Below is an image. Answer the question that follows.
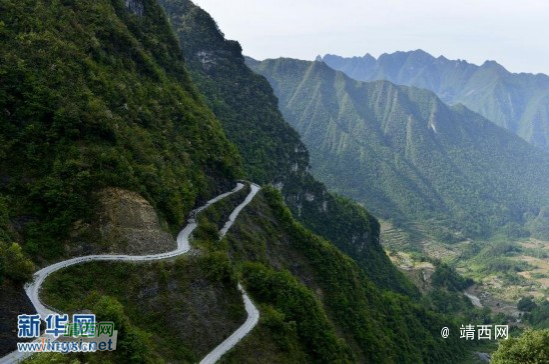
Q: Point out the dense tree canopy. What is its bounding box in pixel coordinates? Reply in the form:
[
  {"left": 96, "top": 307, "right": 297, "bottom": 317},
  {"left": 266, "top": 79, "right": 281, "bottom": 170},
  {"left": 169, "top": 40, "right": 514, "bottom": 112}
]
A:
[
  {"left": 0, "top": 0, "right": 242, "bottom": 261},
  {"left": 492, "top": 329, "right": 549, "bottom": 364}
]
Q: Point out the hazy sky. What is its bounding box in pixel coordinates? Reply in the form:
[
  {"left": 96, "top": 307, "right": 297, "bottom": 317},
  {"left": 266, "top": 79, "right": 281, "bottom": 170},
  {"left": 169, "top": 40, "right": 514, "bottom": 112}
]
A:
[{"left": 193, "top": 0, "right": 549, "bottom": 75}]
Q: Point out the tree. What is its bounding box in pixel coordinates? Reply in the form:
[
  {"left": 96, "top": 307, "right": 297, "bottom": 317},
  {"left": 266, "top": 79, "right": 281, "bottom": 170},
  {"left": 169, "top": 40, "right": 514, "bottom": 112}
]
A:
[
  {"left": 0, "top": 242, "right": 34, "bottom": 283},
  {"left": 518, "top": 297, "right": 538, "bottom": 312},
  {"left": 491, "top": 329, "right": 549, "bottom": 364}
]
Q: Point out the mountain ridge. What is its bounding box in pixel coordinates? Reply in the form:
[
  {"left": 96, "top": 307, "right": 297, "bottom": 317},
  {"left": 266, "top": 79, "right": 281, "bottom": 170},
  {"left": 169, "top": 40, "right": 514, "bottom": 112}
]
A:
[
  {"left": 249, "top": 57, "right": 549, "bottom": 239},
  {"left": 158, "top": 0, "right": 418, "bottom": 296},
  {"left": 0, "top": 1, "right": 475, "bottom": 362},
  {"left": 321, "top": 50, "right": 549, "bottom": 150}
]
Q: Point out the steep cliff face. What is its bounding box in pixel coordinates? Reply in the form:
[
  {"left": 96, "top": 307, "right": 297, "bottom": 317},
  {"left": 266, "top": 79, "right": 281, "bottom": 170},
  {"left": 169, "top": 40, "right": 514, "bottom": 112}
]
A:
[
  {"left": 220, "top": 189, "right": 466, "bottom": 363},
  {"left": 158, "top": 0, "right": 309, "bottom": 185},
  {"left": 38, "top": 187, "right": 467, "bottom": 364},
  {"left": 0, "top": 0, "right": 242, "bottom": 353},
  {"left": 67, "top": 187, "right": 175, "bottom": 256},
  {"left": 158, "top": 0, "right": 416, "bottom": 295},
  {"left": 124, "top": 0, "right": 144, "bottom": 16},
  {"left": 40, "top": 256, "right": 247, "bottom": 363}
]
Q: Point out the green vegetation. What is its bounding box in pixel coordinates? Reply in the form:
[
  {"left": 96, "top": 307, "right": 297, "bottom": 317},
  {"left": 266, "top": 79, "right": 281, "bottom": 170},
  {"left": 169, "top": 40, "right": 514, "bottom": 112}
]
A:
[
  {"left": 521, "top": 300, "right": 549, "bottom": 329},
  {"left": 249, "top": 57, "right": 549, "bottom": 240},
  {"left": 491, "top": 329, "right": 549, "bottom": 363},
  {"left": 40, "top": 254, "right": 244, "bottom": 363},
  {"left": 426, "top": 288, "right": 474, "bottom": 315},
  {"left": 0, "top": 0, "right": 487, "bottom": 362},
  {"left": 157, "top": 0, "right": 416, "bottom": 295},
  {"left": 224, "top": 188, "right": 467, "bottom": 363},
  {"left": 0, "top": 196, "right": 34, "bottom": 284},
  {"left": 200, "top": 184, "right": 250, "bottom": 232},
  {"left": 24, "top": 353, "right": 79, "bottom": 364},
  {"left": 423, "top": 264, "right": 485, "bottom": 318},
  {"left": 36, "top": 190, "right": 249, "bottom": 363},
  {"left": 0, "top": 0, "right": 242, "bottom": 262},
  {"left": 457, "top": 241, "right": 533, "bottom": 279},
  {"left": 241, "top": 262, "right": 352, "bottom": 363},
  {"left": 431, "top": 262, "right": 474, "bottom": 292},
  {"left": 158, "top": 0, "right": 308, "bottom": 185},
  {"left": 322, "top": 51, "right": 549, "bottom": 151},
  {"left": 219, "top": 305, "right": 309, "bottom": 364},
  {"left": 518, "top": 297, "right": 537, "bottom": 313},
  {"left": 0, "top": 242, "right": 34, "bottom": 284},
  {"left": 36, "top": 187, "right": 470, "bottom": 363}
]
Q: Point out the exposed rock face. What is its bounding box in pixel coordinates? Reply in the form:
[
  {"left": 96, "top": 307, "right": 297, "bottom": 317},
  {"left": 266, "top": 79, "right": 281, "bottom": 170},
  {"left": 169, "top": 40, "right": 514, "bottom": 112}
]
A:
[
  {"left": 97, "top": 188, "right": 175, "bottom": 254},
  {"left": 125, "top": 0, "right": 144, "bottom": 16},
  {"left": 68, "top": 188, "right": 175, "bottom": 256}
]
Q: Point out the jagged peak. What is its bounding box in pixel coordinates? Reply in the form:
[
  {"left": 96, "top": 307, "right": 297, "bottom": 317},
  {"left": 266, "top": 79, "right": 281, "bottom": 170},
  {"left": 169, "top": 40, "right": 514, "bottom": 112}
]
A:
[
  {"left": 406, "top": 49, "right": 436, "bottom": 60},
  {"left": 481, "top": 59, "right": 508, "bottom": 73},
  {"left": 409, "top": 49, "right": 434, "bottom": 57},
  {"left": 377, "top": 49, "right": 435, "bottom": 60}
]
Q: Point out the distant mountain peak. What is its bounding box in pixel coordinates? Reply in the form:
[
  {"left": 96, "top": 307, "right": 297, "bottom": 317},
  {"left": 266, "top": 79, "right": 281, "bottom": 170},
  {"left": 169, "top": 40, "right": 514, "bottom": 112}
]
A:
[
  {"left": 481, "top": 59, "right": 508, "bottom": 72},
  {"left": 249, "top": 56, "right": 549, "bottom": 240},
  {"left": 321, "top": 50, "right": 549, "bottom": 150}
]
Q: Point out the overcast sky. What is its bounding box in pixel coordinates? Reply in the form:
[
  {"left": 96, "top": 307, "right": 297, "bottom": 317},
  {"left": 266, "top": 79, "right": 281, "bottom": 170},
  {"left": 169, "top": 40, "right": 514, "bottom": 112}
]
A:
[{"left": 193, "top": 0, "right": 549, "bottom": 75}]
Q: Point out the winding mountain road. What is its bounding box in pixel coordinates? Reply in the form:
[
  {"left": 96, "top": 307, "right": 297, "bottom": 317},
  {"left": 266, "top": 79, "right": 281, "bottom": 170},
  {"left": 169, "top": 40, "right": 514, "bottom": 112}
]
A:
[
  {"left": 464, "top": 291, "right": 483, "bottom": 308},
  {"left": 200, "top": 184, "right": 261, "bottom": 364},
  {"left": 0, "top": 182, "right": 261, "bottom": 364}
]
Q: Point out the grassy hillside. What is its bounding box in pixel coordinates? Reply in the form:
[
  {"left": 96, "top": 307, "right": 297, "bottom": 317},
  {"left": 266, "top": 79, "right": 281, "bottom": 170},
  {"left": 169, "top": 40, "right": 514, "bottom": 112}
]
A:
[
  {"left": 322, "top": 50, "right": 549, "bottom": 151},
  {"left": 249, "top": 58, "right": 549, "bottom": 239}
]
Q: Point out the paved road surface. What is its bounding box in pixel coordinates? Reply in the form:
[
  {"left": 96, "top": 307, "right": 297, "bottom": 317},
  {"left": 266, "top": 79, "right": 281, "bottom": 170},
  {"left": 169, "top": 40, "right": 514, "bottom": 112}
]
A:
[
  {"left": 200, "top": 184, "right": 261, "bottom": 364},
  {"left": 464, "top": 292, "right": 482, "bottom": 308},
  {"left": 0, "top": 182, "right": 260, "bottom": 364}
]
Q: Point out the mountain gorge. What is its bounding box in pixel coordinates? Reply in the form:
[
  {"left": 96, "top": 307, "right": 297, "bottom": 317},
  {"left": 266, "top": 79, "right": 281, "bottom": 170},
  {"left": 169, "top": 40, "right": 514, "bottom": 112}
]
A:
[
  {"left": 248, "top": 57, "right": 549, "bottom": 239},
  {"left": 321, "top": 50, "right": 549, "bottom": 151},
  {"left": 156, "top": 0, "right": 416, "bottom": 294},
  {"left": 0, "top": 0, "right": 470, "bottom": 363}
]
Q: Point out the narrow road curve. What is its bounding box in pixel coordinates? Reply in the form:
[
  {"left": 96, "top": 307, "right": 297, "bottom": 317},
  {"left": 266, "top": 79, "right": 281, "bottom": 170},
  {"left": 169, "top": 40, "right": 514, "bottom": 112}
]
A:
[
  {"left": 200, "top": 183, "right": 261, "bottom": 364},
  {"left": 1, "top": 182, "right": 261, "bottom": 364},
  {"left": 464, "top": 291, "right": 483, "bottom": 308}
]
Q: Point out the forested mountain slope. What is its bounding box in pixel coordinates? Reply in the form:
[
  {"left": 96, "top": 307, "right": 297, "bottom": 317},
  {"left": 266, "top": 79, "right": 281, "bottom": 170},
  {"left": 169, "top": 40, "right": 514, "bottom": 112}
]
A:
[
  {"left": 0, "top": 0, "right": 242, "bottom": 263},
  {"left": 31, "top": 187, "right": 467, "bottom": 364},
  {"left": 0, "top": 0, "right": 242, "bottom": 356},
  {"left": 249, "top": 57, "right": 549, "bottom": 239},
  {"left": 221, "top": 188, "right": 466, "bottom": 363},
  {"left": 0, "top": 0, "right": 470, "bottom": 362},
  {"left": 157, "top": 0, "right": 416, "bottom": 294},
  {"left": 321, "top": 50, "right": 549, "bottom": 151}
]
